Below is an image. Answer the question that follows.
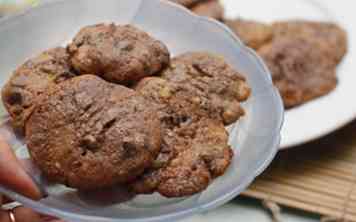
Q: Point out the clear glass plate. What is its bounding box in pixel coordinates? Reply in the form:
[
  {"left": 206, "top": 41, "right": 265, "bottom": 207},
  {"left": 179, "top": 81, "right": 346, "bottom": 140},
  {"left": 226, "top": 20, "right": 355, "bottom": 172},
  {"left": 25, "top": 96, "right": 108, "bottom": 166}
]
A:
[{"left": 0, "top": 0, "right": 283, "bottom": 221}]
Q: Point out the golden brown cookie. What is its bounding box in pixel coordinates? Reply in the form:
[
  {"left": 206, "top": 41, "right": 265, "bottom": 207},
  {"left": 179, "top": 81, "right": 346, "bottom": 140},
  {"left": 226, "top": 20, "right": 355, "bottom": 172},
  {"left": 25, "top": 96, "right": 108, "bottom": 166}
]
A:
[
  {"left": 1, "top": 47, "right": 76, "bottom": 133},
  {"left": 225, "top": 18, "right": 273, "bottom": 50},
  {"left": 26, "top": 75, "right": 161, "bottom": 190},
  {"left": 68, "top": 24, "right": 170, "bottom": 84},
  {"left": 258, "top": 37, "right": 337, "bottom": 108}
]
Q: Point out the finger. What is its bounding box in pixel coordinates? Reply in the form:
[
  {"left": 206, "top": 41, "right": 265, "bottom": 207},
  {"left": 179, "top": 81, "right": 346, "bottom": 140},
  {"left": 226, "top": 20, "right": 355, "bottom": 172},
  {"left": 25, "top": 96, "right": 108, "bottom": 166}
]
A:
[
  {"left": 0, "top": 209, "right": 65, "bottom": 222},
  {"left": 12, "top": 207, "right": 42, "bottom": 222},
  {"left": 0, "top": 207, "right": 42, "bottom": 222},
  {"left": 0, "top": 210, "right": 11, "bottom": 222},
  {"left": 0, "top": 136, "right": 41, "bottom": 200}
]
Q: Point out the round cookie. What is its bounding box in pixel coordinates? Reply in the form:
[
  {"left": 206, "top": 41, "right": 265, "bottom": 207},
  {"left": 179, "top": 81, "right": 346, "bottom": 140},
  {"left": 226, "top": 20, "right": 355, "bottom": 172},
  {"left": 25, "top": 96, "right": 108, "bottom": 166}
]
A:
[
  {"left": 161, "top": 52, "right": 251, "bottom": 125},
  {"left": 191, "top": 0, "right": 224, "bottom": 20},
  {"left": 26, "top": 75, "right": 161, "bottom": 190},
  {"left": 225, "top": 18, "right": 273, "bottom": 50},
  {"left": 67, "top": 24, "right": 170, "bottom": 84},
  {"left": 1, "top": 47, "right": 75, "bottom": 133},
  {"left": 131, "top": 77, "right": 233, "bottom": 197},
  {"left": 258, "top": 37, "right": 337, "bottom": 108},
  {"left": 272, "top": 20, "right": 348, "bottom": 65}
]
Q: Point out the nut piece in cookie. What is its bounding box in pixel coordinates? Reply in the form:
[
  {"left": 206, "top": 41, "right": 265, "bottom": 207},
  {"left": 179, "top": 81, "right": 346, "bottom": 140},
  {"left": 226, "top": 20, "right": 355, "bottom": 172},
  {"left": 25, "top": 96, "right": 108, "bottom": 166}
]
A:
[
  {"left": 26, "top": 75, "right": 161, "bottom": 190},
  {"left": 134, "top": 77, "right": 209, "bottom": 126},
  {"left": 272, "top": 20, "right": 348, "bottom": 65},
  {"left": 1, "top": 47, "right": 76, "bottom": 133},
  {"left": 191, "top": 0, "right": 224, "bottom": 20},
  {"left": 68, "top": 24, "right": 170, "bottom": 84},
  {"left": 131, "top": 77, "right": 233, "bottom": 197},
  {"left": 258, "top": 37, "right": 337, "bottom": 108},
  {"left": 161, "top": 52, "right": 251, "bottom": 125},
  {"left": 225, "top": 18, "right": 273, "bottom": 50}
]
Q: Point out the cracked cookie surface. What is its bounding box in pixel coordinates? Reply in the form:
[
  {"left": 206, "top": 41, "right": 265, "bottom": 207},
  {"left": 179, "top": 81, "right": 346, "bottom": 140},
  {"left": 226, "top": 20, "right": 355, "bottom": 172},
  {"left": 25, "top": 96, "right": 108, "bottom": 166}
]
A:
[
  {"left": 258, "top": 37, "right": 337, "bottom": 108},
  {"left": 161, "top": 52, "right": 250, "bottom": 125},
  {"left": 2, "top": 47, "right": 76, "bottom": 133},
  {"left": 68, "top": 24, "right": 170, "bottom": 84},
  {"left": 26, "top": 75, "right": 161, "bottom": 190},
  {"left": 130, "top": 77, "right": 233, "bottom": 197}
]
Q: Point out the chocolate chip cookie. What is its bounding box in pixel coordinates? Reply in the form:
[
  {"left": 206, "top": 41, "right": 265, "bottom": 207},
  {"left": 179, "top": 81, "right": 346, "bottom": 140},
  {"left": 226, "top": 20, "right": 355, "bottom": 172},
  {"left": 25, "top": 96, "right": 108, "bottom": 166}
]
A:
[
  {"left": 26, "top": 75, "right": 161, "bottom": 190},
  {"left": 191, "top": 0, "right": 224, "bottom": 20},
  {"left": 161, "top": 52, "right": 251, "bottom": 125},
  {"left": 258, "top": 37, "right": 337, "bottom": 108},
  {"left": 131, "top": 77, "right": 233, "bottom": 197},
  {"left": 272, "top": 20, "right": 348, "bottom": 65},
  {"left": 225, "top": 18, "right": 273, "bottom": 50},
  {"left": 68, "top": 24, "right": 170, "bottom": 84},
  {"left": 1, "top": 47, "right": 75, "bottom": 133}
]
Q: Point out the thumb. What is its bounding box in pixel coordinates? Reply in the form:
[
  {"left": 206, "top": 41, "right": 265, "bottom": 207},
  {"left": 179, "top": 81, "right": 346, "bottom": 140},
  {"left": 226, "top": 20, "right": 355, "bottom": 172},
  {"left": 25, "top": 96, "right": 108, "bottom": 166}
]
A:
[{"left": 0, "top": 135, "right": 41, "bottom": 200}]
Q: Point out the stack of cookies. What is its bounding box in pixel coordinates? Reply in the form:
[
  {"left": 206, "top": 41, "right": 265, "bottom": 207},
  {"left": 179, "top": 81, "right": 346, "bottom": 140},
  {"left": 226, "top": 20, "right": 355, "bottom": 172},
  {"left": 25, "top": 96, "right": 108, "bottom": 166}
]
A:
[{"left": 1, "top": 23, "right": 251, "bottom": 197}]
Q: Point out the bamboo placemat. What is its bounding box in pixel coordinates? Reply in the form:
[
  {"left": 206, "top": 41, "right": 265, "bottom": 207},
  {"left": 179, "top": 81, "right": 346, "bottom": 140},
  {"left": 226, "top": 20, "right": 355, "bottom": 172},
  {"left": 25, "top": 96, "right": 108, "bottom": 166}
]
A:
[{"left": 242, "top": 121, "right": 356, "bottom": 221}]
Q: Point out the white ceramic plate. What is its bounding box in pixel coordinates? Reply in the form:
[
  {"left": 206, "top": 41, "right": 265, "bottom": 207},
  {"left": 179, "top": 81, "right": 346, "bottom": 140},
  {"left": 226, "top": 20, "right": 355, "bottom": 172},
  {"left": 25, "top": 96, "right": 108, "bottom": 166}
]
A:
[{"left": 221, "top": 0, "right": 355, "bottom": 149}]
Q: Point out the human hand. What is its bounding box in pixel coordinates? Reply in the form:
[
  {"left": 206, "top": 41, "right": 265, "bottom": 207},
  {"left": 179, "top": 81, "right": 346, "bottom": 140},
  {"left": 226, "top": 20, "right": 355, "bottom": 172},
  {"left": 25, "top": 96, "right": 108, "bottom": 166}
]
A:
[{"left": 0, "top": 135, "right": 63, "bottom": 222}]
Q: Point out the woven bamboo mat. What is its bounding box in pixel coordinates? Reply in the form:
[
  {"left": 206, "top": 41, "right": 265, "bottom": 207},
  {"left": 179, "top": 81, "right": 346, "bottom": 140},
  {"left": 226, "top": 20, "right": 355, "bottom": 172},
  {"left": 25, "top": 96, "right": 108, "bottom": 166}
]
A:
[{"left": 242, "top": 121, "right": 356, "bottom": 221}]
